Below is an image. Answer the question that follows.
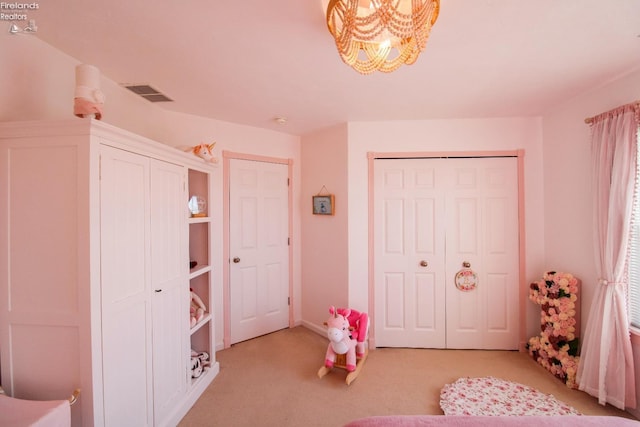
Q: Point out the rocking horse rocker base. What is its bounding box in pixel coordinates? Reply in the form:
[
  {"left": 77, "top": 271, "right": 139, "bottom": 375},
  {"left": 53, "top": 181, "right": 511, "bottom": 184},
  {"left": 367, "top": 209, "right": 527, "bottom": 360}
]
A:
[{"left": 317, "top": 349, "right": 368, "bottom": 385}]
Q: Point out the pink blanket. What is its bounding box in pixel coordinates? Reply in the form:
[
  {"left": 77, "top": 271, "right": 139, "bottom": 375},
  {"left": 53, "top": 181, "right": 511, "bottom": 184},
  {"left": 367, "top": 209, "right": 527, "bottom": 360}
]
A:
[{"left": 343, "top": 415, "right": 640, "bottom": 427}]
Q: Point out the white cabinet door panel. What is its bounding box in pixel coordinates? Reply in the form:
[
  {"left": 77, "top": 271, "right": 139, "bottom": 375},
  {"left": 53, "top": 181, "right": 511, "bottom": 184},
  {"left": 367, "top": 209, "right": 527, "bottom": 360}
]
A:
[
  {"left": 150, "top": 159, "right": 187, "bottom": 423},
  {"left": 100, "top": 146, "right": 153, "bottom": 426}
]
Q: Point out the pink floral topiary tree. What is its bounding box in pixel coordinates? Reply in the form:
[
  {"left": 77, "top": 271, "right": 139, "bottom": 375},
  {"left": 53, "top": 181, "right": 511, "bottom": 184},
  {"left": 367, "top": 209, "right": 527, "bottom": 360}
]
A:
[{"left": 526, "top": 271, "right": 580, "bottom": 388}]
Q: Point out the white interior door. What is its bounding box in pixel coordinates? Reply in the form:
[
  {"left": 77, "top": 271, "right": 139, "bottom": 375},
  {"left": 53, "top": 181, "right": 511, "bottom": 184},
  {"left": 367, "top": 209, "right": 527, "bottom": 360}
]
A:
[
  {"left": 229, "top": 159, "right": 289, "bottom": 344},
  {"left": 374, "top": 157, "right": 519, "bottom": 350}
]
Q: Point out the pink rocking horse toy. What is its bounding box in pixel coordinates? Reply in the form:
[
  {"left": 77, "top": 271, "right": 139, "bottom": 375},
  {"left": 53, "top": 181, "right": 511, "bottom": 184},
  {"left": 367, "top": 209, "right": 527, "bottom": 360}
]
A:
[{"left": 317, "top": 306, "right": 369, "bottom": 385}]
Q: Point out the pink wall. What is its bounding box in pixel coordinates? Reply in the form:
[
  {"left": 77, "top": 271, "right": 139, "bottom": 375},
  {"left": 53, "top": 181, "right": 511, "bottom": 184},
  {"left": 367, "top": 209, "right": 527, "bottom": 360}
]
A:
[
  {"left": 300, "top": 124, "right": 350, "bottom": 333},
  {"left": 0, "top": 36, "right": 164, "bottom": 139},
  {"left": 541, "top": 67, "right": 640, "bottom": 414},
  {"left": 300, "top": 119, "right": 546, "bottom": 339},
  {"left": 1, "top": 35, "right": 303, "bottom": 352}
]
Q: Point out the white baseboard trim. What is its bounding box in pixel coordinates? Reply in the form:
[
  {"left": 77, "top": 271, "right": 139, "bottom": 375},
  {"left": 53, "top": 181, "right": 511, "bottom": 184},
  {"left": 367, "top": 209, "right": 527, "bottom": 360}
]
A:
[{"left": 300, "top": 320, "right": 326, "bottom": 337}]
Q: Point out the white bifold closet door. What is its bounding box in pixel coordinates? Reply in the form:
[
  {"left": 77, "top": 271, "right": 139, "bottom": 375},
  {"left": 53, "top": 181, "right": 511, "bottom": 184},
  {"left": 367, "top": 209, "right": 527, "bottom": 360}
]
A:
[{"left": 374, "top": 157, "right": 519, "bottom": 350}]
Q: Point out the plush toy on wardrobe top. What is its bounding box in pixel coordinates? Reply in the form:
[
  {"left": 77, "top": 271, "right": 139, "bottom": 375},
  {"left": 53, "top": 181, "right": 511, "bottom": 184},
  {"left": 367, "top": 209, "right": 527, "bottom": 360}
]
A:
[
  {"left": 190, "top": 288, "right": 207, "bottom": 328},
  {"left": 188, "top": 143, "right": 218, "bottom": 164}
]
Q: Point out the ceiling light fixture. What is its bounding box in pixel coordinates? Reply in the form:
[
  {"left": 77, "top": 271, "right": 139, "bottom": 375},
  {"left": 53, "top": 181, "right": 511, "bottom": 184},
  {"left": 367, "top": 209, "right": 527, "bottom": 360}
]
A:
[{"left": 325, "top": 0, "right": 440, "bottom": 74}]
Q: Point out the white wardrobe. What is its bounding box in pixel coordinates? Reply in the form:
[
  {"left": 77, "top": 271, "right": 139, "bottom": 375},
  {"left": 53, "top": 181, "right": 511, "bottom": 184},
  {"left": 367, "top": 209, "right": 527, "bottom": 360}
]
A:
[{"left": 0, "top": 119, "right": 219, "bottom": 427}]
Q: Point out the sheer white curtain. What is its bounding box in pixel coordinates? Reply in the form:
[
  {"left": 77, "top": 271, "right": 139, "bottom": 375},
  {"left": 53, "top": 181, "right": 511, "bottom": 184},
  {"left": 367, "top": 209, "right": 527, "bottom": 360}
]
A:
[{"left": 577, "top": 102, "right": 639, "bottom": 409}]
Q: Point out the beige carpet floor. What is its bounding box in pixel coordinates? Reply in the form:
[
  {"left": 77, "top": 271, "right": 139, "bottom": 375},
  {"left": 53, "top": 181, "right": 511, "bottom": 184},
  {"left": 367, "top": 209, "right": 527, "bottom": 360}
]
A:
[{"left": 179, "top": 326, "right": 637, "bottom": 427}]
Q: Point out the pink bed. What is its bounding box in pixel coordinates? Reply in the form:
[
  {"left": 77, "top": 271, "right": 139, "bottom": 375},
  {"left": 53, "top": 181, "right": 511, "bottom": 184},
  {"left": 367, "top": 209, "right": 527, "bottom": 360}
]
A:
[
  {"left": 343, "top": 415, "right": 640, "bottom": 426},
  {"left": 0, "top": 394, "right": 70, "bottom": 427}
]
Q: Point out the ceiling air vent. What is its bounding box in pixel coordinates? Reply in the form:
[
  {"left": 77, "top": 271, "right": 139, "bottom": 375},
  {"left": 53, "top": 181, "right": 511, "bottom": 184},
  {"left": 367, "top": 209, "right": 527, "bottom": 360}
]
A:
[{"left": 123, "top": 84, "right": 173, "bottom": 102}]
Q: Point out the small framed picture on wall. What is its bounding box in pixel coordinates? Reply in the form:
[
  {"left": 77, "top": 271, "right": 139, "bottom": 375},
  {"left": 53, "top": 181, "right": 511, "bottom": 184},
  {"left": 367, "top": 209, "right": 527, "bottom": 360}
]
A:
[{"left": 312, "top": 195, "right": 335, "bottom": 215}]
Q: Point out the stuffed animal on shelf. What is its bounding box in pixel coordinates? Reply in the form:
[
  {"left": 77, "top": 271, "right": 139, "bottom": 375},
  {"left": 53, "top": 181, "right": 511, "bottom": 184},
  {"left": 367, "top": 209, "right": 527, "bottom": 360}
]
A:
[
  {"left": 187, "top": 143, "right": 217, "bottom": 164},
  {"left": 190, "top": 349, "right": 211, "bottom": 378},
  {"left": 323, "top": 306, "right": 357, "bottom": 372},
  {"left": 190, "top": 354, "right": 204, "bottom": 378},
  {"left": 190, "top": 288, "right": 207, "bottom": 328}
]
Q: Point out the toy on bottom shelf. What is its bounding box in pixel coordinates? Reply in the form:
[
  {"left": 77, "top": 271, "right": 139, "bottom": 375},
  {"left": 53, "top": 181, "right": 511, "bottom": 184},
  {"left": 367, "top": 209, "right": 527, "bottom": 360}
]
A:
[
  {"left": 190, "top": 349, "right": 210, "bottom": 379},
  {"left": 317, "top": 305, "right": 369, "bottom": 385},
  {"left": 190, "top": 288, "right": 207, "bottom": 328}
]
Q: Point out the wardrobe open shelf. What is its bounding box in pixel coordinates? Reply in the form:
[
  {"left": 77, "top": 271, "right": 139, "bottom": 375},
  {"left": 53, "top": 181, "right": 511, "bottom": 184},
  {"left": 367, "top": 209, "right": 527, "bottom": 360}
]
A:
[
  {"left": 189, "top": 265, "right": 212, "bottom": 279},
  {"left": 190, "top": 367, "right": 212, "bottom": 388},
  {"left": 191, "top": 314, "right": 212, "bottom": 334},
  {"left": 188, "top": 216, "right": 210, "bottom": 224}
]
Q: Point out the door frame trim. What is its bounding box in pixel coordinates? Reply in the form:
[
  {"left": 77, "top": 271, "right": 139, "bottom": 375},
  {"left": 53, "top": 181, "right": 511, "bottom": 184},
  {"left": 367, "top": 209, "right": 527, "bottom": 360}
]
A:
[
  {"left": 222, "top": 150, "right": 294, "bottom": 348},
  {"left": 367, "top": 150, "right": 527, "bottom": 350}
]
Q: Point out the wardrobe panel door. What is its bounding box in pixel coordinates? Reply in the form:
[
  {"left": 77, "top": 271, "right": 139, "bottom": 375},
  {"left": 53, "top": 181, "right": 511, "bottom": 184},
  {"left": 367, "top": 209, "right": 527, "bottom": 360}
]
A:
[
  {"left": 2, "top": 143, "right": 83, "bottom": 402},
  {"left": 100, "top": 146, "right": 153, "bottom": 427},
  {"left": 150, "top": 159, "right": 188, "bottom": 423}
]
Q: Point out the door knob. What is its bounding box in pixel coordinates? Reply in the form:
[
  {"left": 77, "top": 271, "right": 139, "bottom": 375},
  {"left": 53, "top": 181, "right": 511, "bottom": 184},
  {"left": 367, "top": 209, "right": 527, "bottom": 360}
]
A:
[
  {"left": 462, "top": 261, "right": 471, "bottom": 268},
  {"left": 233, "top": 257, "right": 241, "bottom": 263},
  {"left": 419, "top": 260, "right": 428, "bottom": 267}
]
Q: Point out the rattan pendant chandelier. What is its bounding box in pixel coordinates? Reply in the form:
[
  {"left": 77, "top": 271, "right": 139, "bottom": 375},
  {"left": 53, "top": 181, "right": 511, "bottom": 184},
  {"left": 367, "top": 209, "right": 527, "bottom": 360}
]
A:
[{"left": 326, "top": 0, "right": 440, "bottom": 74}]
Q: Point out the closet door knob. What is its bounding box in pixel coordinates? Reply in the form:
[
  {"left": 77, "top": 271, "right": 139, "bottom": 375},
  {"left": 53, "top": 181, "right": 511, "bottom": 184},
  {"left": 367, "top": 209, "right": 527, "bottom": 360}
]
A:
[
  {"left": 462, "top": 261, "right": 471, "bottom": 268},
  {"left": 419, "top": 260, "right": 428, "bottom": 267},
  {"left": 233, "top": 257, "right": 241, "bottom": 263}
]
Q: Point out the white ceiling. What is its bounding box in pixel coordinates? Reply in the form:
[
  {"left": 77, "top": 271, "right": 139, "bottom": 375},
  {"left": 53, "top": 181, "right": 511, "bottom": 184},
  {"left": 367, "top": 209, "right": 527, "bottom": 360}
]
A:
[{"left": 26, "top": 0, "right": 640, "bottom": 136}]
